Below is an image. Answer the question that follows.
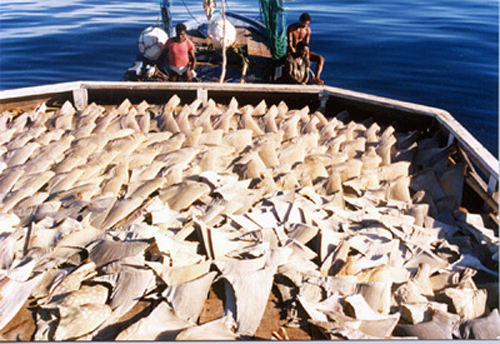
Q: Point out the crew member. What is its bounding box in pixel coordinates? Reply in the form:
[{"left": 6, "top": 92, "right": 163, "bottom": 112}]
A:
[
  {"left": 161, "top": 23, "right": 197, "bottom": 81},
  {"left": 287, "top": 13, "right": 324, "bottom": 85}
]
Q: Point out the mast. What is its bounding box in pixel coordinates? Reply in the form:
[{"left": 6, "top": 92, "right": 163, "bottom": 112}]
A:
[
  {"left": 161, "top": 0, "right": 173, "bottom": 36},
  {"left": 219, "top": 0, "right": 227, "bottom": 83}
]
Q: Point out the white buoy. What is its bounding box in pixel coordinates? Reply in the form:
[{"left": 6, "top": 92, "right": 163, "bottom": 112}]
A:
[
  {"left": 137, "top": 26, "right": 169, "bottom": 61},
  {"left": 207, "top": 17, "right": 236, "bottom": 50}
]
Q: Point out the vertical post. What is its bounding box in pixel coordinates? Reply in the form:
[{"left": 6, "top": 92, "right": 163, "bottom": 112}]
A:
[
  {"left": 317, "top": 90, "right": 329, "bottom": 113},
  {"left": 72, "top": 88, "right": 88, "bottom": 111},
  {"left": 487, "top": 176, "right": 497, "bottom": 195},
  {"left": 161, "top": 0, "right": 173, "bottom": 36},
  {"left": 219, "top": 0, "right": 227, "bottom": 83},
  {"left": 197, "top": 88, "right": 208, "bottom": 107},
  {"left": 447, "top": 133, "right": 455, "bottom": 147}
]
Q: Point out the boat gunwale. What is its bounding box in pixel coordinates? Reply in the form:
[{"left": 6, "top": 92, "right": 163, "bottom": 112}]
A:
[{"left": 0, "top": 80, "right": 497, "bottom": 201}]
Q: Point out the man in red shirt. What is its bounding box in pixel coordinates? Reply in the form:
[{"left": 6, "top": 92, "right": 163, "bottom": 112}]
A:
[{"left": 161, "top": 23, "right": 197, "bottom": 81}]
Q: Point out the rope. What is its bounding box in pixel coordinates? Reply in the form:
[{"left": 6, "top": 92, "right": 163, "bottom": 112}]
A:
[
  {"left": 259, "top": 0, "right": 287, "bottom": 61},
  {"left": 180, "top": 0, "right": 202, "bottom": 25}
]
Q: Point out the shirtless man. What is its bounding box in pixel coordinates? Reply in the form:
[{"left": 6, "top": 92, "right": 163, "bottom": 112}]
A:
[{"left": 287, "top": 12, "right": 324, "bottom": 85}]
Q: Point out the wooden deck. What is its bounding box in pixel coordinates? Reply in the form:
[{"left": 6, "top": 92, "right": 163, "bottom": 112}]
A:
[
  {"left": 234, "top": 26, "right": 272, "bottom": 59},
  {"left": 185, "top": 17, "right": 273, "bottom": 83}
]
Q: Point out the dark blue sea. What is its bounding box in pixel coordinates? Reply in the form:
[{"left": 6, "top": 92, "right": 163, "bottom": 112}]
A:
[{"left": 0, "top": 0, "right": 498, "bottom": 156}]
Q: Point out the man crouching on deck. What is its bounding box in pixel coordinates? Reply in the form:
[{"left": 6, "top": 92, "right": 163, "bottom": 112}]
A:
[
  {"left": 287, "top": 13, "right": 324, "bottom": 85},
  {"left": 159, "top": 23, "right": 197, "bottom": 81}
]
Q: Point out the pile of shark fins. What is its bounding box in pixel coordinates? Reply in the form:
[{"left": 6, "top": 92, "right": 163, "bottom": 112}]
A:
[{"left": 0, "top": 95, "right": 498, "bottom": 340}]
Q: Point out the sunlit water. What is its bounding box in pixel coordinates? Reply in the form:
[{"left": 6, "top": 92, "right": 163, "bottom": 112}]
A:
[{"left": 0, "top": 0, "right": 497, "bottom": 156}]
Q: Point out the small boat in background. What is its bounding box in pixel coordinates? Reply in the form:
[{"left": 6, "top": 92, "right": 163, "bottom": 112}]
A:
[{"left": 122, "top": 0, "right": 287, "bottom": 83}]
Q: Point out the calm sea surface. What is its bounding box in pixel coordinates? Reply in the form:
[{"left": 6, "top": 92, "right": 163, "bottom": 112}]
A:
[{"left": 0, "top": 0, "right": 498, "bottom": 156}]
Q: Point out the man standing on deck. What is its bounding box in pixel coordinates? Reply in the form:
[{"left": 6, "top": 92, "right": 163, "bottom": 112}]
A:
[
  {"left": 159, "top": 23, "right": 197, "bottom": 82},
  {"left": 287, "top": 13, "right": 324, "bottom": 85}
]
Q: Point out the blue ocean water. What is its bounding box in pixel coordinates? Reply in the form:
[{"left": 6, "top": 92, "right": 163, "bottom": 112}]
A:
[{"left": 0, "top": 0, "right": 498, "bottom": 156}]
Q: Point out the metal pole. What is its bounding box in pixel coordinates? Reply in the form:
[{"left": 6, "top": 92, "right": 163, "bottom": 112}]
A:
[{"left": 219, "top": 0, "right": 227, "bottom": 83}]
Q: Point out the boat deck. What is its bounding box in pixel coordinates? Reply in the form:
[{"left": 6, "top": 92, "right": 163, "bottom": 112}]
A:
[{"left": 185, "top": 14, "right": 274, "bottom": 83}]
